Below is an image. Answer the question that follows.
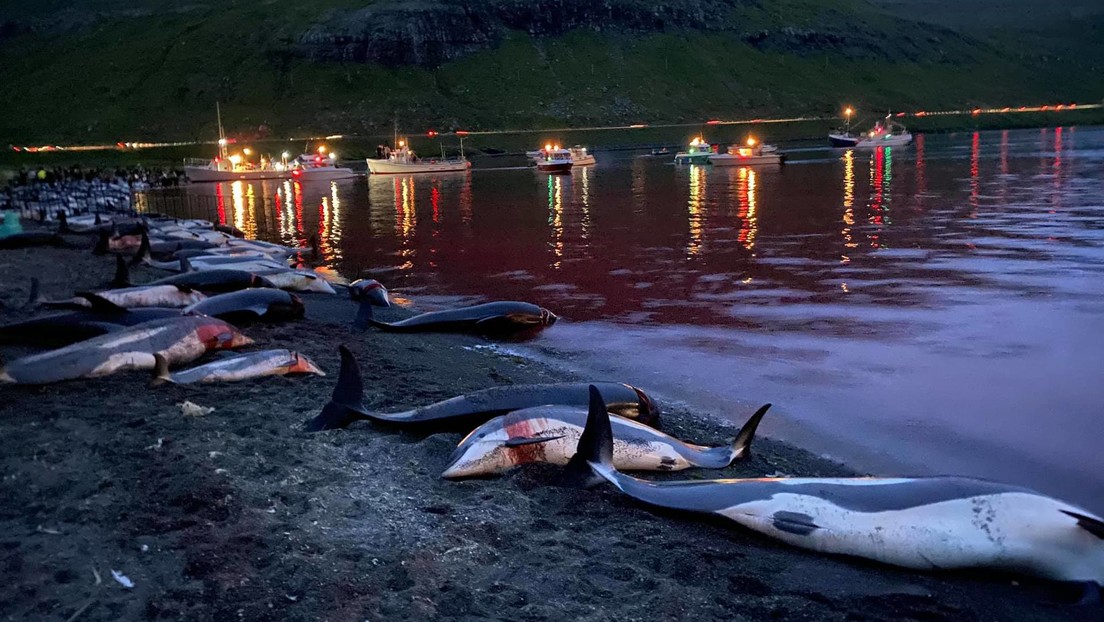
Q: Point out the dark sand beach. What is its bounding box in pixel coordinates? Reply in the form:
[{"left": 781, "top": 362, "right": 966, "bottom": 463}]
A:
[{"left": 0, "top": 233, "right": 1093, "bottom": 621}]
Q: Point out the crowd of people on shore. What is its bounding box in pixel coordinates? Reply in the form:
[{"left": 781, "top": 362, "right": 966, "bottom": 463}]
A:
[{"left": 1, "top": 165, "right": 189, "bottom": 216}]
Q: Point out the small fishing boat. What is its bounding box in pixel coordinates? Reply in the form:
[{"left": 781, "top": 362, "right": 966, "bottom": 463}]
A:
[
  {"left": 367, "top": 139, "right": 470, "bottom": 175},
  {"left": 535, "top": 145, "right": 573, "bottom": 174},
  {"left": 569, "top": 146, "right": 595, "bottom": 166},
  {"left": 649, "top": 147, "right": 671, "bottom": 157},
  {"left": 289, "top": 148, "right": 357, "bottom": 181},
  {"left": 830, "top": 114, "right": 912, "bottom": 148},
  {"left": 673, "top": 137, "right": 715, "bottom": 165},
  {"left": 708, "top": 136, "right": 784, "bottom": 167}
]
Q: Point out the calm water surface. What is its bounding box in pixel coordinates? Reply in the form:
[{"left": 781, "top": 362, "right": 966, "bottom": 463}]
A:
[{"left": 154, "top": 127, "right": 1104, "bottom": 513}]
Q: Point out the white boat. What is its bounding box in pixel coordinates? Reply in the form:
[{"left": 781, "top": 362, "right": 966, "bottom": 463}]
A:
[
  {"left": 830, "top": 115, "right": 912, "bottom": 148},
  {"left": 290, "top": 151, "right": 357, "bottom": 180},
  {"left": 708, "top": 137, "right": 785, "bottom": 167},
  {"left": 568, "top": 146, "right": 595, "bottom": 166},
  {"left": 185, "top": 106, "right": 354, "bottom": 182},
  {"left": 367, "top": 140, "right": 470, "bottom": 175},
  {"left": 535, "top": 147, "right": 573, "bottom": 173},
  {"left": 673, "top": 137, "right": 715, "bottom": 165}
]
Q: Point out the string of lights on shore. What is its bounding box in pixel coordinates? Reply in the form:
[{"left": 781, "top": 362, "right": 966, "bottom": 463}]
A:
[{"left": 9, "top": 102, "right": 1100, "bottom": 154}]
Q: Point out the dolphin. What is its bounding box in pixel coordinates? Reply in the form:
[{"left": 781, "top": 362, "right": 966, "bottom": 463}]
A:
[
  {"left": 0, "top": 307, "right": 181, "bottom": 347},
  {"left": 572, "top": 386, "right": 1104, "bottom": 588},
  {"left": 303, "top": 345, "right": 660, "bottom": 432},
  {"left": 44, "top": 285, "right": 207, "bottom": 310},
  {"left": 151, "top": 349, "right": 323, "bottom": 385},
  {"left": 0, "top": 316, "right": 252, "bottom": 384},
  {"left": 358, "top": 301, "right": 557, "bottom": 338},
  {"left": 348, "top": 279, "right": 391, "bottom": 329},
  {"left": 442, "top": 402, "right": 769, "bottom": 479},
  {"left": 182, "top": 289, "right": 304, "bottom": 324},
  {"left": 147, "top": 269, "right": 278, "bottom": 294}
]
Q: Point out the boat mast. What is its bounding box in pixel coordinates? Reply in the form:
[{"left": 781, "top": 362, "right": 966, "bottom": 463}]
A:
[{"left": 216, "top": 102, "right": 227, "bottom": 160}]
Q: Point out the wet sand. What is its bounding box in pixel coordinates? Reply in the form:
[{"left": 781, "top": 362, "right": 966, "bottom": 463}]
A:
[{"left": 0, "top": 235, "right": 1093, "bottom": 621}]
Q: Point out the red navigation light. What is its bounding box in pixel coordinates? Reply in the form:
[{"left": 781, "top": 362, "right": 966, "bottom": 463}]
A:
[
  {"left": 972, "top": 109, "right": 981, "bottom": 115},
  {"left": 705, "top": 120, "right": 721, "bottom": 125},
  {"left": 895, "top": 112, "right": 905, "bottom": 117},
  {"left": 426, "top": 130, "right": 438, "bottom": 137},
  {"left": 12, "top": 146, "right": 21, "bottom": 152},
  {"left": 292, "top": 169, "right": 302, "bottom": 177},
  {"left": 455, "top": 130, "right": 469, "bottom": 136}
]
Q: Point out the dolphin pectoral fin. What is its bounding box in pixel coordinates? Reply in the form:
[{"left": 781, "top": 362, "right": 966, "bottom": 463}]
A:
[
  {"left": 1061, "top": 509, "right": 1104, "bottom": 540},
  {"left": 504, "top": 434, "right": 565, "bottom": 448},
  {"left": 150, "top": 353, "right": 173, "bottom": 387},
  {"left": 81, "top": 293, "right": 128, "bottom": 315}
]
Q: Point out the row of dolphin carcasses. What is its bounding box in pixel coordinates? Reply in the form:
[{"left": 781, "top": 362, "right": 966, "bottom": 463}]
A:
[{"left": 0, "top": 214, "right": 351, "bottom": 385}]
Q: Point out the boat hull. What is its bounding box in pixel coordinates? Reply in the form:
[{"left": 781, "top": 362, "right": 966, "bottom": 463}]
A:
[
  {"left": 673, "top": 153, "right": 712, "bottom": 165},
  {"left": 572, "top": 155, "right": 596, "bottom": 166},
  {"left": 537, "top": 161, "right": 573, "bottom": 174},
  {"left": 828, "top": 133, "right": 859, "bottom": 148},
  {"left": 367, "top": 159, "right": 471, "bottom": 175},
  {"left": 856, "top": 134, "right": 913, "bottom": 148},
  {"left": 708, "top": 153, "right": 785, "bottom": 167},
  {"left": 185, "top": 167, "right": 285, "bottom": 182},
  {"left": 186, "top": 166, "right": 356, "bottom": 183}
]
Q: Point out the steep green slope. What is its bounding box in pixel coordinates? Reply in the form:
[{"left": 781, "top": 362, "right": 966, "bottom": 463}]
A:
[{"left": 0, "top": 0, "right": 1098, "bottom": 143}]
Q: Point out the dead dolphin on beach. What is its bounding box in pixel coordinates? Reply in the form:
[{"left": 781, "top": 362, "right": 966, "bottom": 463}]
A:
[
  {"left": 43, "top": 284, "right": 207, "bottom": 310},
  {"left": 571, "top": 386, "right": 1104, "bottom": 592},
  {"left": 147, "top": 269, "right": 277, "bottom": 294},
  {"left": 182, "top": 289, "right": 304, "bottom": 324},
  {"left": 0, "top": 316, "right": 252, "bottom": 384},
  {"left": 302, "top": 345, "right": 659, "bottom": 432},
  {"left": 151, "top": 349, "right": 323, "bottom": 385},
  {"left": 0, "top": 307, "right": 181, "bottom": 347},
  {"left": 357, "top": 301, "right": 556, "bottom": 338},
  {"left": 441, "top": 403, "right": 769, "bottom": 479}
]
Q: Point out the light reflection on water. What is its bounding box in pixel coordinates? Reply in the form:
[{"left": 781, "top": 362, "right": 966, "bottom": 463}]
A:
[{"left": 144, "top": 127, "right": 1104, "bottom": 512}]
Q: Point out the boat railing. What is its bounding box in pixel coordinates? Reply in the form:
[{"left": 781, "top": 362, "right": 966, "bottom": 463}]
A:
[{"left": 183, "top": 158, "right": 213, "bottom": 167}]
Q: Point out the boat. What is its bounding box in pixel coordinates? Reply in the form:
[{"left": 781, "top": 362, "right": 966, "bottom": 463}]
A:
[
  {"left": 289, "top": 148, "right": 357, "bottom": 181},
  {"left": 708, "top": 137, "right": 785, "bottom": 167},
  {"left": 830, "top": 114, "right": 912, "bottom": 148},
  {"left": 649, "top": 147, "right": 671, "bottom": 157},
  {"left": 185, "top": 105, "right": 354, "bottom": 182},
  {"left": 367, "top": 140, "right": 470, "bottom": 175},
  {"left": 569, "top": 146, "right": 595, "bottom": 166},
  {"left": 673, "top": 137, "right": 715, "bottom": 165},
  {"left": 535, "top": 146, "right": 573, "bottom": 174}
]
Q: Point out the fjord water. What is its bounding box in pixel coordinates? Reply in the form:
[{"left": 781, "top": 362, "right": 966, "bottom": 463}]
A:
[{"left": 169, "top": 127, "right": 1104, "bottom": 513}]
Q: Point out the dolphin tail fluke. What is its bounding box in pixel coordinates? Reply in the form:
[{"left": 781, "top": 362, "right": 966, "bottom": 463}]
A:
[
  {"left": 111, "top": 254, "right": 132, "bottom": 288},
  {"left": 727, "top": 403, "right": 771, "bottom": 463},
  {"left": 302, "top": 345, "right": 371, "bottom": 431},
  {"left": 131, "top": 231, "right": 151, "bottom": 267},
  {"left": 1062, "top": 510, "right": 1104, "bottom": 540},
  {"left": 93, "top": 230, "right": 109, "bottom": 255},
  {"left": 150, "top": 353, "right": 173, "bottom": 387},
  {"left": 24, "top": 277, "right": 41, "bottom": 309},
  {"left": 563, "top": 385, "right": 618, "bottom": 487},
  {"left": 353, "top": 300, "right": 375, "bottom": 331}
]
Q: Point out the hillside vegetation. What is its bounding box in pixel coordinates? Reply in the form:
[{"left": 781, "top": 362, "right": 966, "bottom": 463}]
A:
[{"left": 0, "top": 0, "right": 1099, "bottom": 143}]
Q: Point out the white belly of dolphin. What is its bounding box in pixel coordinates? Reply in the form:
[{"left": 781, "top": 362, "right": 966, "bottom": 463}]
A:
[{"left": 716, "top": 489, "right": 1104, "bottom": 582}]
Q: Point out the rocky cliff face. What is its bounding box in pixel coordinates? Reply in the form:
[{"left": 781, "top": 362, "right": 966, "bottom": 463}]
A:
[{"left": 298, "top": 0, "right": 741, "bottom": 67}]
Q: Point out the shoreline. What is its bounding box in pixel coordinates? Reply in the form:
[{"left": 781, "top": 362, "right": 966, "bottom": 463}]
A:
[{"left": 0, "top": 237, "right": 1088, "bottom": 620}]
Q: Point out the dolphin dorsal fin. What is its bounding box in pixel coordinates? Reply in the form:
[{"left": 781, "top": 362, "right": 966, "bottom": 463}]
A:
[{"left": 1062, "top": 510, "right": 1104, "bottom": 540}]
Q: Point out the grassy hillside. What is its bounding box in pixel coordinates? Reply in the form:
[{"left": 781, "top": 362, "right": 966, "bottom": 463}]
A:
[{"left": 0, "top": 0, "right": 1100, "bottom": 143}]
